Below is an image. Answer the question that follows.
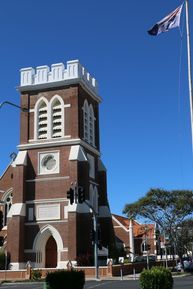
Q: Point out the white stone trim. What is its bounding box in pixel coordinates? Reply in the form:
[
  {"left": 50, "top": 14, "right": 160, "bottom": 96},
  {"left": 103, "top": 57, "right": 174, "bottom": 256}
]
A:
[
  {"left": 36, "top": 203, "right": 60, "bottom": 221},
  {"left": 61, "top": 248, "right": 68, "bottom": 252},
  {"left": 112, "top": 215, "right": 129, "bottom": 232},
  {"left": 2, "top": 188, "right": 13, "bottom": 202},
  {"left": 34, "top": 97, "right": 49, "bottom": 141},
  {"left": 38, "top": 151, "right": 60, "bottom": 175},
  {"left": 18, "top": 138, "right": 101, "bottom": 156},
  {"left": 26, "top": 176, "right": 69, "bottom": 182},
  {"left": 69, "top": 145, "right": 87, "bottom": 161},
  {"left": 14, "top": 150, "right": 28, "bottom": 166},
  {"left": 50, "top": 94, "right": 64, "bottom": 138},
  {"left": 33, "top": 224, "right": 64, "bottom": 268},
  {"left": 19, "top": 60, "right": 100, "bottom": 100},
  {"left": 64, "top": 104, "right": 71, "bottom": 108},
  {"left": 25, "top": 220, "right": 68, "bottom": 225},
  {"left": 7, "top": 203, "right": 26, "bottom": 218},
  {"left": 9, "top": 262, "right": 26, "bottom": 270},
  {"left": 29, "top": 135, "right": 71, "bottom": 142},
  {"left": 26, "top": 198, "right": 67, "bottom": 204},
  {"left": 64, "top": 206, "right": 68, "bottom": 219}
]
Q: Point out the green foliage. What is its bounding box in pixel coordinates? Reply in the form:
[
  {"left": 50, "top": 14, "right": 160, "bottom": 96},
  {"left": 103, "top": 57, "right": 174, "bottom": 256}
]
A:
[
  {"left": 123, "top": 188, "right": 193, "bottom": 233},
  {"left": 0, "top": 250, "right": 6, "bottom": 270},
  {"left": 173, "top": 218, "right": 193, "bottom": 259},
  {"left": 123, "top": 189, "right": 193, "bottom": 260},
  {"left": 140, "top": 266, "right": 173, "bottom": 289},
  {"left": 46, "top": 270, "right": 85, "bottom": 289},
  {"left": 31, "top": 269, "right": 42, "bottom": 280}
]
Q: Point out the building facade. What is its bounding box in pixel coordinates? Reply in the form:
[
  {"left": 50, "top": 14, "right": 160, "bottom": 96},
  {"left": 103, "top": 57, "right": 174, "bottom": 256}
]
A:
[
  {"left": 0, "top": 60, "right": 114, "bottom": 270},
  {"left": 112, "top": 214, "right": 157, "bottom": 260}
]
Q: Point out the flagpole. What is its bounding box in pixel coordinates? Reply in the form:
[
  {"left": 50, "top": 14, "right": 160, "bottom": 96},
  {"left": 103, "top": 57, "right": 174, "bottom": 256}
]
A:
[{"left": 185, "top": 0, "right": 193, "bottom": 150}]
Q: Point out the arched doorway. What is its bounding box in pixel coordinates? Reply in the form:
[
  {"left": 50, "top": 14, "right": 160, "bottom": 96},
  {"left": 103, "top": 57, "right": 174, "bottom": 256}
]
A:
[
  {"left": 33, "top": 224, "right": 64, "bottom": 268},
  {"left": 45, "top": 236, "right": 57, "bottom": 268}
]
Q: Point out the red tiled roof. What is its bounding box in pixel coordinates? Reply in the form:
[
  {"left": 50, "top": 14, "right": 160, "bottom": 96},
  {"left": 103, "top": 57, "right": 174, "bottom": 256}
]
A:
[{"left": 112, "top": 214, "right": 155, "bottom": 238}]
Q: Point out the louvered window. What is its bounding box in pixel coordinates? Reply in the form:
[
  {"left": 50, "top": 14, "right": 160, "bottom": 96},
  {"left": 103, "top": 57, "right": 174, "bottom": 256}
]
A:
[
  {"left": 38, "top": 102, "right": 48, "bottom": 139},
  {"left": 52, "top": 100, "right": 62, "bottom": 138},
  {"left": 83, "top": 101, "right": 89, "bottom": 142},
  {"left": 89, "top": 105, "right": 95, "bottom": 146}
]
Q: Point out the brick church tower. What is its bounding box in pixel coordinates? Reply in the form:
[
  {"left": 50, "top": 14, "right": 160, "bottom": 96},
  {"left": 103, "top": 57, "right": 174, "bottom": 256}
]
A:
[{"left": 0, "top": 60, "right": 115, "bottom": 269}]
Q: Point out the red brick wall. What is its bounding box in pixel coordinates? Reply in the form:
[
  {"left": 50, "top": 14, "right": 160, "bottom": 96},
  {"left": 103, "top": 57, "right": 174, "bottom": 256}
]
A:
[
  {"left": 0, "top": 165, "right": 14, "bottom": 191},
  {"left": 20, "top": 86, "right": 80, "bottom": 143}
]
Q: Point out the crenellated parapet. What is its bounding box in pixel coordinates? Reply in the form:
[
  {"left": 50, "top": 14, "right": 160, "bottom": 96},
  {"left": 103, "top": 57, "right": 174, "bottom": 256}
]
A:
[{"left": 19, "top": 60, "right": 98, "bottom": 97}]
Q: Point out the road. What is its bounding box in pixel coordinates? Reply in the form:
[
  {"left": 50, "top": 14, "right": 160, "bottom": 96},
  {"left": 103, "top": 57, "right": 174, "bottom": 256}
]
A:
[{"left": 0, "top": 275, "right": 192, "bottom": 289}]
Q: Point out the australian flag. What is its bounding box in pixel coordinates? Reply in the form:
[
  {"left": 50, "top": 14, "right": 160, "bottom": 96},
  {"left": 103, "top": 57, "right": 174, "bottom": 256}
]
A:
[{"left": 148, "top": 4, "right": 183, "bottom": 36}]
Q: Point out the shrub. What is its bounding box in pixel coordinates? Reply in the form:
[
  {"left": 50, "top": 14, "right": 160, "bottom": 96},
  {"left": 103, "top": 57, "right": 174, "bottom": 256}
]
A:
[
  {"left": 140, "top": 266, "right": 173, "bottom": 289},
  {"left": 46, "top": 270, "right": 85, "bottom": 289},
  {"left": 31, "top": 269, "right": 42, "bottom": 280},
  {"left": 0, "top": 250, "right": 6, "bottom": 270}
]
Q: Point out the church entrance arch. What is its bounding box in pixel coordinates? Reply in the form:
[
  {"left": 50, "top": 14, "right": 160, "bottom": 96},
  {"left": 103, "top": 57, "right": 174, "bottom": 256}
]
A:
[
  {"left": 45, "top": 236, "right": 57, "bottom": 268},
  {"left": 33, "top": 225, "right": 63, "bottom": 268}
]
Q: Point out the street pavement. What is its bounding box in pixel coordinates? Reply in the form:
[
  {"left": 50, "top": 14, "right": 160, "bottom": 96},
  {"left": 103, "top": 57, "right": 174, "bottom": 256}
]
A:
[{"left": 0, "top": 275, "right": 192, "bottom": 289}]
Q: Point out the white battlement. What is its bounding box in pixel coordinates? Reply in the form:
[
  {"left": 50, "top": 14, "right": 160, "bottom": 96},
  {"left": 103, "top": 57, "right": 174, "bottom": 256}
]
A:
[{"left": 19, "top": 60, "right": 98, "bottom": 95}]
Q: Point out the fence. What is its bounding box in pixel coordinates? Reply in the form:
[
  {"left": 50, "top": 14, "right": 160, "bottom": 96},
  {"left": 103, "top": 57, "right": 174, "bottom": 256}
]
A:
[{"left": 0, "top": 260, "right": 176, "bottom": 281}]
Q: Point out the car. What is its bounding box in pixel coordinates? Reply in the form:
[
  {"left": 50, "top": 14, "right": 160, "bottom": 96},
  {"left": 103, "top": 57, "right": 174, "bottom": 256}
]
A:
[
  {"left": 184, "top": 262, "right": 193, "bottom": 272},
  {"left": 133, "top": 255, "right": 156, "bottom": 263},
  {"left": 175, "top": 262, "right": 183, "bottom": 272}
]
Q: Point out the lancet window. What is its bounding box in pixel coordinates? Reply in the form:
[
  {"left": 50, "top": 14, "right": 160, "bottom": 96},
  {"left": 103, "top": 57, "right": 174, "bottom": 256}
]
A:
[
  {"left": 37, "top": 100, "right": 48, "bottom": 139},
  {"left": 35, "top": 95, "right": 64, "bottom": 140},
  {"left": 83, "top": 100, "right": 95, "bottom": 146},
  {"left": 51, "top": 98, "right": 63, "bottom": 138}
]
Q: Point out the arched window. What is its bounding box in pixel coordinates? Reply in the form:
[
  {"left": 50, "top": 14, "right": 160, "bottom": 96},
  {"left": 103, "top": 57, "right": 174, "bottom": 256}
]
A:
[
  {"left": 37, "top": 99, "right": 48, "bottom": 139},
  {"left": 4, "top": 194, "right": 12, "bottom": 226},
  {"left": 51, "top": 96, "right": 63, "bottom": 138},
  {"left": 83, "top": 100, "right": 89, "bottom": 142},
  {"left": 89, "top": 105, "right": 95, "bottom": 146},
  {"left": 1, "top": 190, "right": 13, "bottom": 227},
  {"left": 34, "top": 96, "right": 65, "bottom": 140}
]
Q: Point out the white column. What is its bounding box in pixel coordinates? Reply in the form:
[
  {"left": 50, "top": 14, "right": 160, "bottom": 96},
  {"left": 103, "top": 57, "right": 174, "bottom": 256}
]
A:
[{"left": 129, "top": 219, "right": 135, "bottom": 262}]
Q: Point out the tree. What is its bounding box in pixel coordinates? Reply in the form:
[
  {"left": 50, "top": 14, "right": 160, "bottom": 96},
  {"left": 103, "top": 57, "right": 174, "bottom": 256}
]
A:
[
  {"left": 123, "top": 188, "right": 193, "bottom": 256},
  {"left": 173, "top": 218, "right": 193, "bottom": 260}
]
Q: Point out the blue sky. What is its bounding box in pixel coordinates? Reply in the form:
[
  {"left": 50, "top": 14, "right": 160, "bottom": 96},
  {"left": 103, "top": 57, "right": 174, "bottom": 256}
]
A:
[{"left": 0, "top": 0, "right": 192, "bottom": 216}]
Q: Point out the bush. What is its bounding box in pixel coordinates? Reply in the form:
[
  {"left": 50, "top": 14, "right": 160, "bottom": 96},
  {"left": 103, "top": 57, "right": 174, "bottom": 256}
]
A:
[
  {"left": 0, "top": 250, "right": 6, "bottom": 270},
  {"left": 140, "top": 266, "right": 173, "bottom": 289},
  {"left": 31, "top": 269, "right": 42, "bottom": 280},
  {"left": 46, "top": 270, "right": 85, "bottom": 289}
]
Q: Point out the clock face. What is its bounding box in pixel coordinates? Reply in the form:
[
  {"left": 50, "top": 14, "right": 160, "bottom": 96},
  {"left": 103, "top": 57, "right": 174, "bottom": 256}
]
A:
[{"left": 41, "top": 155, "right": 56, "bottom": 171}]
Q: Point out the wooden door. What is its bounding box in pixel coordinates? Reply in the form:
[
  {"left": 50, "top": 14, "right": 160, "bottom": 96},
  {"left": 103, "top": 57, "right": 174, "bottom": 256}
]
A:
[{"left": 45, "top": 236, "right": 57, "bottom": 268}]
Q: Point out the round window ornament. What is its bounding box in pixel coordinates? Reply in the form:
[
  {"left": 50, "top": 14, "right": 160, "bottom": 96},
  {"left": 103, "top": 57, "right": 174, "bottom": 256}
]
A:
[{"left": 41, "top": 155, "right": 56, "bottom": 171}]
